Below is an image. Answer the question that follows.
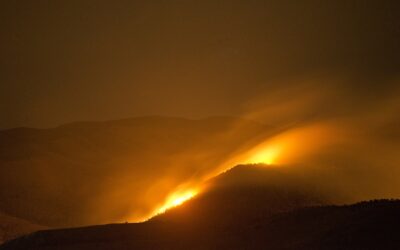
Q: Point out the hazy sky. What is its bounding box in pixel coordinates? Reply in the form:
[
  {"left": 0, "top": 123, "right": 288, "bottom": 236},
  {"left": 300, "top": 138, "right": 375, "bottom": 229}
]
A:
[{"left": 1, "top": 0, "right": 399, "bottom": 129}]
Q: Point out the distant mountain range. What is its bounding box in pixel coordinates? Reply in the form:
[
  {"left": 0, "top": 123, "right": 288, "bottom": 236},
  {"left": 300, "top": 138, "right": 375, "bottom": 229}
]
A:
[{"left": 0, "top": 117, "right": 272, "bottom": 236}]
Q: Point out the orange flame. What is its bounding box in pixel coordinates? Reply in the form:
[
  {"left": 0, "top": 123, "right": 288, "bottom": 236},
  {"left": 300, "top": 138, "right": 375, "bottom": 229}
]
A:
[
  {"left": 155, "top": 189, "right": 198, "bottom": 215},
  {"left": 137, "top": 122, "right": 341, "bottom": 222}
]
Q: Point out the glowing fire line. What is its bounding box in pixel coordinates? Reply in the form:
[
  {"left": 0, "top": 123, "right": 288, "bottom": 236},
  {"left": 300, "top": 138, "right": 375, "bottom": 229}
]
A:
[
  {"left": 155, "top": 189, "right": 198, "bottom": 215},
  {"left": 142, "top": 123, "right": 336, "bottom": 221}
]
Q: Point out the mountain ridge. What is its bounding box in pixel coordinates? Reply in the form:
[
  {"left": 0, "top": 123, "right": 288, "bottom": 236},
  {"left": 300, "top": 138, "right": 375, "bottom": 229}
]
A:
[{"left": 0, "top": 116, "right": 272, "bottom": 227}]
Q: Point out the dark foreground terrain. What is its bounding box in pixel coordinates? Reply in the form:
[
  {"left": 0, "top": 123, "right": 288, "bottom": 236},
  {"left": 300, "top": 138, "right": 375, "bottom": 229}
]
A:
[
  {"left": 1, "top": 200, "right": 400, "bottom": 250},
  {"left": 2, "top": 165, "right": 400, "bottom": 249}
]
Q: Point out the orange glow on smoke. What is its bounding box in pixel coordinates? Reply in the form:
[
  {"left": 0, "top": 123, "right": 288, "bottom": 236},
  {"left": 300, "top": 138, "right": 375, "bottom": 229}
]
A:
[
  {"left": 203, "top": 121, "right": 342, "bottom": 182},
  {"left": 246, "top": 144, "right": 282, "bottom": 165},
  {"left": 241, "top": 122, "right": 339, "bottom": 166},
  {"left": 139, "top": 122, "right": 342, "bottom": 222}
]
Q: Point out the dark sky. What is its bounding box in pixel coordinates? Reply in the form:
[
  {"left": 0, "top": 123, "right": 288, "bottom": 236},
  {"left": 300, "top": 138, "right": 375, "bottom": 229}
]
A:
[{"left": 1, "top": 0, "right": 399, "bottom": 129}]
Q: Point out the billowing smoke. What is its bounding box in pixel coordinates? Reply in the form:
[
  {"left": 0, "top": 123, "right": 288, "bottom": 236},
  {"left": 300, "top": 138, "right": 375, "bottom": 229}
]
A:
[
  {"left": 123, "top": 74, "right": 400, "bottom": 222},
  {"left": 3, "top": 75, "right": 398, "bottom": 226},
  {"left": 231, "top": 74, "right": 400, "bottom": 202}
]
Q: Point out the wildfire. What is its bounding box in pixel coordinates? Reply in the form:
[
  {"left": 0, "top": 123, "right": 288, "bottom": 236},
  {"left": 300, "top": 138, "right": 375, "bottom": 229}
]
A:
[
  {"left": 137, "top": 122, "right": 339, "bottom": 222},
  {"left": 156, "top": 189, "right": 198, "bottom": 214},
  {"left": 241, "top": 122, "right": 337, "bottom": 166},
  {"left": 246, "top": 145, "right": 281, "bottom": 165}
]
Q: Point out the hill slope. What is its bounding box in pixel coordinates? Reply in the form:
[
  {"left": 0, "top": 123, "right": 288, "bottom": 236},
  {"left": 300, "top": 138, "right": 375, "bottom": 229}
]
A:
[
  {"left": 0, "top": 212, "right": 45, "bottom": 245},
  {"left": 4, "top": 165, "right": 398, "bottom": 249}
]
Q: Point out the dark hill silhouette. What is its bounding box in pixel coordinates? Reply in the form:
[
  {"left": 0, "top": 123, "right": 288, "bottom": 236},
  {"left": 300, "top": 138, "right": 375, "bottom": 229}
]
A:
[
  {"left": 152, "top": 164, "right": 328, "bottom": 226},
  {"left": 0, "top": 117, "right": 271, "bottom": 228},
  {"left": 3, "top": 164, "right": 399, "bottom": 250}
]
